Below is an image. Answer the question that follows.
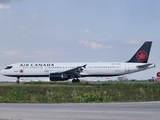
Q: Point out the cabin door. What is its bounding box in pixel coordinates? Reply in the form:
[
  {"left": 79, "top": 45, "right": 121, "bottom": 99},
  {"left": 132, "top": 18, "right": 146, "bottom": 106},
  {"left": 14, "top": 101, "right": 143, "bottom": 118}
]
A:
[
  {"left": 125, "top": 64, "right": 130, "bottom": 74},
  {"left": 44, "top": 66, "right": 49, "bottom": 72},
  {"left": 14, "top": 65, "right": 18, "bottom": 72}
]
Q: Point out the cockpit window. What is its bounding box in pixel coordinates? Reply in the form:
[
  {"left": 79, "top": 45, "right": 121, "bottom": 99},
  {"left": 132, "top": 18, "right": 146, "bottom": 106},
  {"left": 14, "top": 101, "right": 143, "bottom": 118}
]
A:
[{"left": 5, "top": 66, "right": 13, "bottom": 69}]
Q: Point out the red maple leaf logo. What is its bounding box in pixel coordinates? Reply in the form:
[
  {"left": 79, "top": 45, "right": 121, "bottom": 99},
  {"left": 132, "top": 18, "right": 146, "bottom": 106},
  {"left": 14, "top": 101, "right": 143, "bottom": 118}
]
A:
[
  {"left": 19, "top": 69, "right": 24, "bottom": 73},
  {"left": 136, "top": 51, "right": 148, "bottom": 62},
  {"left": 138, "top": 53, "right": 146, "bottom": 59}
]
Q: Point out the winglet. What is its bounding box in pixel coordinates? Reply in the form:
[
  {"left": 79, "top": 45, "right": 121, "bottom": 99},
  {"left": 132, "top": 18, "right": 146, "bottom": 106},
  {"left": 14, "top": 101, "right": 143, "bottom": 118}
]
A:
[
  {"left": 83, "top": 64, "right": 87, "bottom": 68},
  {"left": 127, "top": 41, "right": 152, "bottom": 63}
]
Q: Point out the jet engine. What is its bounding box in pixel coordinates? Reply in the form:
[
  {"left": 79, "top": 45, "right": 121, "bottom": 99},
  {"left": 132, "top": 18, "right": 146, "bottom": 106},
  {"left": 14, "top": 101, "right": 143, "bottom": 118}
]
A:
[{"left": 49, "top": 73, "right": 69, "bottom": 81}]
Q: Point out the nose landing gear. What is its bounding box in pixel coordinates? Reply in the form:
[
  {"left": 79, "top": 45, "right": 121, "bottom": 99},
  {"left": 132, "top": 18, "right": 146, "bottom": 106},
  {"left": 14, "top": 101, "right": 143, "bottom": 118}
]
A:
[{"left": 16, "top": 77, "right": 20, "bottom": 84}]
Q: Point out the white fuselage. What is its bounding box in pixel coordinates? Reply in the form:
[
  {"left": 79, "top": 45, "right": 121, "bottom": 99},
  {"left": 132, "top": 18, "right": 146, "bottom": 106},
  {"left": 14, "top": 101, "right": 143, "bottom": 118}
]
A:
[{"left": 1, "top": 62, "right": 155, "bottom": 78}]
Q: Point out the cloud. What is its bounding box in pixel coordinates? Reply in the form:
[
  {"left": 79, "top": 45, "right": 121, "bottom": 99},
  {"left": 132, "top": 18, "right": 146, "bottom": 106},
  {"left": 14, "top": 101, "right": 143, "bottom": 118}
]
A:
[
  {"left": 0, "top": 4, "right": 10, "bottom": 9},
  {"left": 0, "top": 0, "right": 11, "bottom": 9},
  {"left": 0, "top": 0, "right": 20, "bottom": 10},
  {"left": 125, "top": 40, "right": 139, "bottom": 44},
  {"left": 32, "top": 14, "right": 38, "bottom": 19},
  {"left": 84, "top": 29, "right": 90, "bottom": 34},
  {"left": 17, "top": 26, "right": 26, "bottom": 29},
  {"left": 3, "top": 50, "right": 21, "bottom": 56},
  {"left": 79, "top": 40, "right": 102, "bottom": 49},
  {"left": 79, "top": 40, "right": 114, "bottom": 50}
]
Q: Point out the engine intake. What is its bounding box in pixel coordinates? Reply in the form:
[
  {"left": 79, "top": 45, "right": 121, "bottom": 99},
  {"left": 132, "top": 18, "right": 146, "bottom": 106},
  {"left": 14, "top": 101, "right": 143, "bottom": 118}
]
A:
[{"left": 49, "top": 73, "right": 69, "bottom": 81}]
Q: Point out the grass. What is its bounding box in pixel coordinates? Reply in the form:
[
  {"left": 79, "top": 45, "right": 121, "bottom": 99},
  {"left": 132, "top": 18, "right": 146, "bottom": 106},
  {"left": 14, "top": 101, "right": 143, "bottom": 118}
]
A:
[{"left": 0, "top": 82, "right": 160, "bottom": 103}]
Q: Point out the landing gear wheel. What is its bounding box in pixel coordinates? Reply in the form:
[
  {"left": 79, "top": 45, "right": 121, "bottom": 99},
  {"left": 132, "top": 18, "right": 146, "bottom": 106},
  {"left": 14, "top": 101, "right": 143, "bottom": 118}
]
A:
[
  {"left": 16, "top": 80, "right": 20, "bottom": 84},
  {"left": 16, "top": 77, "right": 20, "bottom": 84},
  {"left": 77, "top": 79, "right": 80, "bottom": 83},
  {"left": 72, "top": 78, "right": 80, "bottom": 83},
  {"left": 72, "top": 79, "right": 76, "bottom": 83}
]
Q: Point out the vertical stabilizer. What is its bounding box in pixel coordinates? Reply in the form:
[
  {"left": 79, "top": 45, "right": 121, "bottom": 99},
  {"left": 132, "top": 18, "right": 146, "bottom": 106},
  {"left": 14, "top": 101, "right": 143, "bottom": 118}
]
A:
[{"left": 127, "top": 41, "right": 152, "bottom": 63}]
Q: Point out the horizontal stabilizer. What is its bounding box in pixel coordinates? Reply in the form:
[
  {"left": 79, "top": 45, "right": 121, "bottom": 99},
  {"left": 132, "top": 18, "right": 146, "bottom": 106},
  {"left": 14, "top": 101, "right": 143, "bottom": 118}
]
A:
[{"left": 137, "top": 63, "right": 155, "bottom": 68}]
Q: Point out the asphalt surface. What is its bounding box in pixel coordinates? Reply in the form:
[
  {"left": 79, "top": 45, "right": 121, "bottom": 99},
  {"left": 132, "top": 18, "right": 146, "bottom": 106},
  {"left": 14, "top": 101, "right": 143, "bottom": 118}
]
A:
[{"left": 0, "top": 102, "right": 160, "bottom": 120}]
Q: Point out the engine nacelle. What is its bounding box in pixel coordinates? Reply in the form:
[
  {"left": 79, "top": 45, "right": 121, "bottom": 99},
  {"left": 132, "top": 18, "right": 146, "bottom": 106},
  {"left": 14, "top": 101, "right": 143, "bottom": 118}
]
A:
[{"left": 49, "top": 73, "right": 69, "bottom": 81}]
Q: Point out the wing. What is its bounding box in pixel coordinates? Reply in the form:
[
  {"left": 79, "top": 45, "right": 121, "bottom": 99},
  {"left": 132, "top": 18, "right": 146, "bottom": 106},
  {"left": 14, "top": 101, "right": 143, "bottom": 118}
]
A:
[{"left": 62, "top": 64, "right": 87, "bottom": 77}]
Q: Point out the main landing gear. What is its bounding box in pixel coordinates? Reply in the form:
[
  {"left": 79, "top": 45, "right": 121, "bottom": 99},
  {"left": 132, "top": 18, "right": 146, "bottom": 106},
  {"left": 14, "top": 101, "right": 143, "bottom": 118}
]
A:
[
  {"left": 16, "top": 77, "right": 20, "bottom": 84},
  {"left": 72, "top": 78, "right": 80, "bottom": 83}
]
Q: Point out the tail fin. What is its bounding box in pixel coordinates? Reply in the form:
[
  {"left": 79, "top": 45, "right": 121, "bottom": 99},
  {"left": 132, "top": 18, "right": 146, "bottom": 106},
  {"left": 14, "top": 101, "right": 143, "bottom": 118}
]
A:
[{"left": 127, "top": 41, "right": 152, "bottom": 63}]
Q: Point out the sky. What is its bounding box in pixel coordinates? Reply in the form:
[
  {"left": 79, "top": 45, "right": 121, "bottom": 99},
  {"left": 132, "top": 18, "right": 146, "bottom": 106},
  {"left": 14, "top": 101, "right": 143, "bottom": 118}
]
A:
[{"left": 0, "top": 0, "right": 160, "bottom": 81}]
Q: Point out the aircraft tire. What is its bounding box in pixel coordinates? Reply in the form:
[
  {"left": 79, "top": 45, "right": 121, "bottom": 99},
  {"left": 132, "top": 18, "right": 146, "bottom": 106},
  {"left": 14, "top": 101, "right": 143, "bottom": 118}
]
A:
[
  {"left": 77, "top": 79, "right": 80, "bottom": 83},
  {"left": 72, "top": 79, "right": 76, "bottom": 83},
  {"left": 16, "top": 80, "right": 20, "bottom": 84},
  {"left": 72, "top": 79, "right": 80, "bottom": 83}
]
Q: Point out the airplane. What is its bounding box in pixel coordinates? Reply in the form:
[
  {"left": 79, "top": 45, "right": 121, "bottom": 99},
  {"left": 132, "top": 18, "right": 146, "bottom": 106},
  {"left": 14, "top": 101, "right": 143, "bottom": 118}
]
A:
[{"left": 1, "top": 41, "right": 155, "bottom": 83}]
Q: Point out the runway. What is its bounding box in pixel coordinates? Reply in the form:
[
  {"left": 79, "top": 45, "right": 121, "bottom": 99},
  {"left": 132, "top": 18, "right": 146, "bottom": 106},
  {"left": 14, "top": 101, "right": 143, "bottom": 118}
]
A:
[{"left": 0, "top": 102, "right": 160, "bottom": 120}]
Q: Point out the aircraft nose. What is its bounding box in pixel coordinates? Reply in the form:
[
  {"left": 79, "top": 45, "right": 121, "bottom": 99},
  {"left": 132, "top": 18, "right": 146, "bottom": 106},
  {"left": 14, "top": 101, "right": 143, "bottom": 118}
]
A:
[{"left": 1, "top": 70, "right": 6, "bottom": 75}]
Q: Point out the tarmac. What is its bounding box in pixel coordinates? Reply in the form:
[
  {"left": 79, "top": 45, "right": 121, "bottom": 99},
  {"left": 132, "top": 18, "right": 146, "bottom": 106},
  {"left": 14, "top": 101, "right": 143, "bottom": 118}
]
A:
[{"left": 0, "top": 102, "right": 160, "bottom": 120}]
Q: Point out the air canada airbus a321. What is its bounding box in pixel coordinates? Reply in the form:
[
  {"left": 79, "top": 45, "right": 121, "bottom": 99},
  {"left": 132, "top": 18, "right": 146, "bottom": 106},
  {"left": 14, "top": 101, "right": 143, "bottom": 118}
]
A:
[{"left": 1, "top": 41, "right": 155, "bottom": 83}]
